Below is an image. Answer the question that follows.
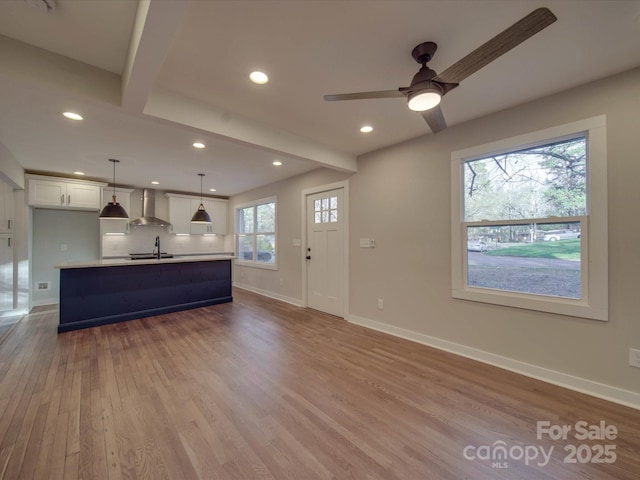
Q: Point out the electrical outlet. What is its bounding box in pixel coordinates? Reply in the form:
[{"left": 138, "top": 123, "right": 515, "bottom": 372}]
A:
[
  {"left": 630, "top": 349, "right": 640, "bottom": 368},
  {"left": 377, "top": 298, "right": 384, "bottom": 310},
  {"left": 279, "top": 278, "right": 284, "bottom": 286}
]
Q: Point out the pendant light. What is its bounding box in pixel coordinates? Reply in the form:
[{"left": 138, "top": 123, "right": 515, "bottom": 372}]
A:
[
  {"left": 99, "top": 159, "right": 129, "bottom": 219},
  {"left": 191, "top": 173, "right": 212, "bottom": 223}
]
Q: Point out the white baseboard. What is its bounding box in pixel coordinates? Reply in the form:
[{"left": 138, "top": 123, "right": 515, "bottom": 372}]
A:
[
  {"left": 348, "top": 314, "right": 640, "bottom": 411},
  {"left": 30, "top": 299, "right": 59, "bottom": 308},
  {"left": 233, "top": 282, "right": 303, "bottom": 307}
]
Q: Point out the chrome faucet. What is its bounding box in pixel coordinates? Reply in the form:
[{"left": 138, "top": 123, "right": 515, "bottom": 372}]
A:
[{"left": 154, "top": 235, "right": 161, "bottom": 259}]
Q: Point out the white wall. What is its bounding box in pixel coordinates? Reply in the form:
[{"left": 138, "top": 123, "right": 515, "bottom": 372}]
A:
[
  {"left": 0, "top": 140, "right": 24, "bottom": 189},
  {"left": 231, "top": 168, "right": 352, "bottom": 304},
  {"left": 31, "top": 209, "right": 100, "bottom": 305},
  {"left": 228, "top": 67, "right": 640, "bottom": 407},
  {"left": 349, "top": 67, "right": 640, "bottom": 404}
]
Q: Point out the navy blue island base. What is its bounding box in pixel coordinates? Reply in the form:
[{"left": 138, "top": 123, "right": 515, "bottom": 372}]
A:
[{"left": 58, "top": 258, "right": 232, "bottom": 333}]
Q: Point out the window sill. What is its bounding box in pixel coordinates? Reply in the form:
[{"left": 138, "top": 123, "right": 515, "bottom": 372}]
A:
[
  {"left": 234, "top": 260, "right": 278, "bottom": 271},
  {"left": 452, "top": 286, "right": 607, "bottom": 321}
]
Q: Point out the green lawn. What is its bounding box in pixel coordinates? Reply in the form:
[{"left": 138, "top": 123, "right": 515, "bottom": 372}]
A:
[{"left": 485, "top": 239, "right": 580, "bottom": 260}]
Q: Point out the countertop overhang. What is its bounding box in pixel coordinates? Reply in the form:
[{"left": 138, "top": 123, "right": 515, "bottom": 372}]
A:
[{"left": 56, "top": 254, "right": 236, "bottom": 269}]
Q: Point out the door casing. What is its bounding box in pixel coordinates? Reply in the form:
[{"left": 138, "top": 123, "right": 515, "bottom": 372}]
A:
[{"left": 301, "top": 180, "right": 349, "bottom": 318}]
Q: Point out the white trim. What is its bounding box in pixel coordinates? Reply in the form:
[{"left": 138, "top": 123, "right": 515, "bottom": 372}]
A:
[
  {"left": 30, "top": 299, "right": 59, "bottom": 308},
  {"left": 301, "top": 180, "right": 350, "bottom": 318},
  {"left": 233, "top": 282, "right": 302, "bottom": 307},
  {"left": 348, "top": 314, "right": 640, "bottom": 411},
  {"left": 451, "top": 115, "right": 608, "bottom": 321}
]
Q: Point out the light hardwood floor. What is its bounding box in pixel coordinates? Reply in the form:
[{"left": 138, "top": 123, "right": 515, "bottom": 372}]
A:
[{"left": 0, "top": 288, "right": 639, "bottom": 479}]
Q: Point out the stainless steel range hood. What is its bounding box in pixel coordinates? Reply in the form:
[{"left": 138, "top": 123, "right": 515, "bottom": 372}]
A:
[{"left": 129, "top": 189, "right": 171, "bottom": 227}]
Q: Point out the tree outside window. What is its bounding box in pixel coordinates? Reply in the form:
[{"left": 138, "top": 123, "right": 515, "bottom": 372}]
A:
[
  {"left": 451, "top": 116, "right": 608, "bottom": 320},
  {"left": 463, "top": 136, "right": 586, "bottom": 298}
]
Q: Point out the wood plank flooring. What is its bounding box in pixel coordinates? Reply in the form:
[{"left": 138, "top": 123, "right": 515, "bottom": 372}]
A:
[{"left": 0, "top": 288, "right": 639, "bottom": 479}]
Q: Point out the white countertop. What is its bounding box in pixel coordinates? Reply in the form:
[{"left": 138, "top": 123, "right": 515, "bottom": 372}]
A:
[{"left": 55, "top": 255, "right": 235, "bottom": 269}]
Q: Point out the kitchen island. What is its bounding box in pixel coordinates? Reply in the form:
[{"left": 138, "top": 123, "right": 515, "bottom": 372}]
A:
[{"left": 56, "top": 255, "right": 234, "bottom": 333}]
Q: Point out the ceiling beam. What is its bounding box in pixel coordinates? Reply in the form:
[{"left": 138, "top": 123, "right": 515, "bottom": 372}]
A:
[{"left": 121, "top": 0, "right": 186, "bottom": 113}]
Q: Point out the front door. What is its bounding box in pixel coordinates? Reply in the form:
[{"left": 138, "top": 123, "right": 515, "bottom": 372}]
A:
[{"left": 306, "top": 188, "right": 344, "bottom": 317}]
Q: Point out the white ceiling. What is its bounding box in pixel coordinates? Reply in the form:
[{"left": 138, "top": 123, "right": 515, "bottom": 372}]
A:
[{"left": 1, "top": 0, "right": 639, "bottom": 196}]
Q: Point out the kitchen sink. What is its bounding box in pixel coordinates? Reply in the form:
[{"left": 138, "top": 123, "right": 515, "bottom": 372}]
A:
[{"left": 129, "top": 253, "right": 174, "bottom": 260}]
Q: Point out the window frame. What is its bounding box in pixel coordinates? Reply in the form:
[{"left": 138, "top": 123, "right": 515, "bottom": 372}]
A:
[
  {"left": 235, "top": 196, "right": 277, "bottom": 270},
  {"left": 451, "top": 116, "right": 608, "bottom": 321}
]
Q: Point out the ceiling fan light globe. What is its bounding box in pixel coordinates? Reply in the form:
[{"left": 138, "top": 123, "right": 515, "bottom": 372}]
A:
[{"left": 407, "top": 90, "right": 442, "bottom": 111}]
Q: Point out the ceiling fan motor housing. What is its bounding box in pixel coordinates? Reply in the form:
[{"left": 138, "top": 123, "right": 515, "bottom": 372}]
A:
[{"left": 409, "top": 66, "right": 440, "bottom": 91}]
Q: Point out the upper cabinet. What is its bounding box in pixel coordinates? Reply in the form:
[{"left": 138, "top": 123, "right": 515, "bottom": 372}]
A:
[
  {"left": 166, "top": 194, "right": 228, "bottom": 235},
  {"left": 27, "top": 175, "right": 105, "bottom": 211},
  {"left": 167, "top": 195, "right": 191, "bottom": 235},
  {"left": 100, "top": 188, "right": 133, "bottom": 235},
  {"left": 0, "top": 180, "right": 14, "bottom": 233},
  {"left": 205, "top": 198, "right": 228, "bottom": 235}
]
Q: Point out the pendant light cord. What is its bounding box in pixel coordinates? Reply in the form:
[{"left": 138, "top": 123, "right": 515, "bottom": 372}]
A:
[
  {"left": 109, "top": 158, "right": 120, "bottom": 199},
  {"left": 112, "top": 159, "right": 116, "bottom": 196}
]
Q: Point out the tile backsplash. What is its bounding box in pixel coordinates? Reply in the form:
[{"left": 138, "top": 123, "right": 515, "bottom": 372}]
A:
[{"left": 101, "top": 226, "right": 231, "bottom": 257}]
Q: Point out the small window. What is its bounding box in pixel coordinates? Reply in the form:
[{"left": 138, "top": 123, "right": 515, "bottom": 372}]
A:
[
  {"left": 314, "top": 196, "right": 338, "bottom": 224},
  {"left": 451, "top": 116, "right": 608, "bottom": 320},
  {"left": 235, "top": 197, "right": 276, "bottom": 268}
]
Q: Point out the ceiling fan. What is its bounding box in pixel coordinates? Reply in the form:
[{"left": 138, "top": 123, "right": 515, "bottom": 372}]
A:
[{"left": 324, "top": 8, "right": 557, "bottom": 133}]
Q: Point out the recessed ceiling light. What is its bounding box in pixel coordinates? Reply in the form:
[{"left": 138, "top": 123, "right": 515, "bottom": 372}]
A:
[
  {"left": 73, "top": 171, "right": 85, "bottom": 176},
  {"left": 151, "top": 181, "right": 159, "bottom": 185},
  {"left": 250, "top": 71, "right": 269, "bottom": 84},
  {"left": 193, "top": 142, "right": 205, "bottom": 149},
  {"left": 360, "top": 125, "right": 373, "bottom": 133},
  {"left": 209, "top": 188, "right": 217, "bottom": 192},
  {"left": 63, "top": 112, "right": 83, "bottom": 121},
  {"left": 272, "top": 160, "right": 282, "bottom": 166}
]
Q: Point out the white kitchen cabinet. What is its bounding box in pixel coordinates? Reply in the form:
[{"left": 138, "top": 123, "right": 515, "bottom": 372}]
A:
[
  {"left": 167, "top": 195, "right": 192, "bottom": 234},
  {"left": 27, "top": 175, "right": 105, "bottom": 210},
  {"left": 206, "top": 198, "right": 228, "bottom": 235},
  {"left": 167, "top": 194, "right": 228, "bottom": 235},
  {"left": 0, "top": 234, "right": 13, "bottom": 311},
  {"left": 0, "top": 180, "right": 13, "bottom": 233},
  {"left": 100, "top": 187, "right": 133, "bottom": 234}
]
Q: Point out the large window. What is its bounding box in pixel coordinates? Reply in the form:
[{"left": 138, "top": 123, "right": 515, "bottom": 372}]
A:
[
  {"left": 236, "top": 197, "right": 276, "bottom": 268},
  {"left": 451, "top": 117, "right": 608, "bottom": 320}
]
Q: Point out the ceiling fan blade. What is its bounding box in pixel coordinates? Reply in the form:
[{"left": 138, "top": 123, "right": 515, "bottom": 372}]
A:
[
  {"left": 434, "top": 7, "right": 557, "bottom": 84},
  {"left": 421, "top": 106, "right": 447, "bottom": 133},
  {"left": 324, "top": 90, "right": 405, "bottom": 101}
]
